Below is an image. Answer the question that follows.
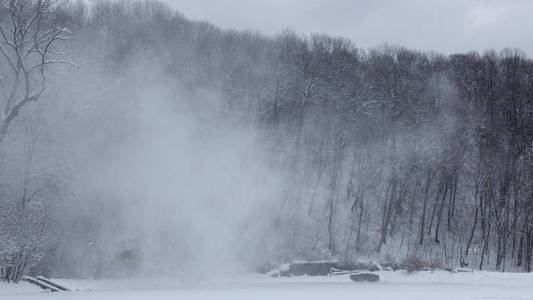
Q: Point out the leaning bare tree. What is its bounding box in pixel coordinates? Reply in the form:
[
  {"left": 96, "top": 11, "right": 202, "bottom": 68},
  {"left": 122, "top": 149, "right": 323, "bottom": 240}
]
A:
[
  {"left": 0, "top": 0, "right": 73, "bottom": 283},
  {"left": 0, "top": 0, "right": 73, "bottom": 144}
]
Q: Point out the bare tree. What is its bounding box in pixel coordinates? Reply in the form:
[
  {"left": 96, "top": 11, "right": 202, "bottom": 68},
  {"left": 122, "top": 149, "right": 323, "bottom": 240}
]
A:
[
  {"left": 0, "top": 0, "right": 72, "bottom": 283},
  {"left": 0, "top": 0, "right": 74, "bottom": 144}
]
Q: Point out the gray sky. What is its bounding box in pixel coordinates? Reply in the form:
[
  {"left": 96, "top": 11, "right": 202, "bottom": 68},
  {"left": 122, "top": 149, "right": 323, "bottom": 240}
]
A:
[{"left": 162, "top": 0, "right": 533, "bottom": 56}]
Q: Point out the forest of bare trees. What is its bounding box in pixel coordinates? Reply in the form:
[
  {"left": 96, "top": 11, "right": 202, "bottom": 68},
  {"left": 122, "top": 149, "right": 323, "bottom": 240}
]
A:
[{"left": 1, "top": 0, "right": 533, "bottom": 281}]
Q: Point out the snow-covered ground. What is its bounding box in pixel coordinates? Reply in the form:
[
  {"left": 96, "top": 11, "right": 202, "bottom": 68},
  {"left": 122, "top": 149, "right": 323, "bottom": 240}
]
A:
[{"left": 2, "top": 270, "right": 533, "bottom": 299}]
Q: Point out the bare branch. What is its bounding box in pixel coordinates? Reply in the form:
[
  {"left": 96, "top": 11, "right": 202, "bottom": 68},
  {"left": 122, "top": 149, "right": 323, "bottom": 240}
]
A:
[{"left": 0, "top": 0, "right": 75, "bottom": 143}]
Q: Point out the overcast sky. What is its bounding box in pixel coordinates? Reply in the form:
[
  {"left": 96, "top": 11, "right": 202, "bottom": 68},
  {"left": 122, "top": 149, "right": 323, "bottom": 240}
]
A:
[{"left": 161, "top": 0, "right": 533, "bottom": 56}]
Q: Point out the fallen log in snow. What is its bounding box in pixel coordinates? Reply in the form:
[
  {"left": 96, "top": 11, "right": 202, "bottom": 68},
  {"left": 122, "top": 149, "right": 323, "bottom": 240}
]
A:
[
  {"left": 36, "top": 276, "right": 70, "bottom": 291},
  {"left": 23, "top": 276, "right": 59, "bottom": 292}
]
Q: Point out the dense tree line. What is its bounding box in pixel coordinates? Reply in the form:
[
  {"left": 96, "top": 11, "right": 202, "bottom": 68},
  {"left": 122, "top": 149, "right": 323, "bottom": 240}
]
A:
[{"left": 1, "top": 0, "right": 533, "bottom": 279}]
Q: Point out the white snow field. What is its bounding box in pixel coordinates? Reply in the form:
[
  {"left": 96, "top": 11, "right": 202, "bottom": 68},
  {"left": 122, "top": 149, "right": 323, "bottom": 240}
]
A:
[{"left": 2, "top": 271, "right": 533, "bottom": 300}]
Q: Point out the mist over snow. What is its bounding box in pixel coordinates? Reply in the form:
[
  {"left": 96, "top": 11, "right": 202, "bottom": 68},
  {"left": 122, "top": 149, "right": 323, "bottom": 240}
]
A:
[
  {"left": 48, "top": 58, "right": 284, "bottom": 278},
  {"left": 1, "top": 0, "right": 533, "bottom": 288}
]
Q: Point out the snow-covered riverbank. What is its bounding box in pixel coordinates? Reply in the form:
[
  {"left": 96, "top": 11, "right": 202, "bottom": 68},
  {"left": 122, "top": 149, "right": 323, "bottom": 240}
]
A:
[{"left": 2, "top": 270, "right": 533, "bottom": 299}]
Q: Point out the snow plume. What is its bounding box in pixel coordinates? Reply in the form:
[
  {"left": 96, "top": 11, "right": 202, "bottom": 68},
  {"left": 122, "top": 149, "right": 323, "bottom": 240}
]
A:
[{"left": 50, "top": 56, "right": 283, "bottom": 279}]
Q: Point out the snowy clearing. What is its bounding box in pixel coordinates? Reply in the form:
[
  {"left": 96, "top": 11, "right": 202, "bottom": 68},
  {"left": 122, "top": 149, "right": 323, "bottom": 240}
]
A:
[{"left": 2, "top": 271, "right": 533, "bottom": 300}]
